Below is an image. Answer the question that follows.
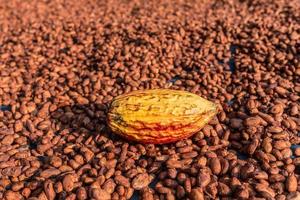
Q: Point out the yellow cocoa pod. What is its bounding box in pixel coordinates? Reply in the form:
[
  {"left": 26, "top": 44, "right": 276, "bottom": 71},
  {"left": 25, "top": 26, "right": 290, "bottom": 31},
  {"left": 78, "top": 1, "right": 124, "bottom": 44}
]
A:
[{"left": 107, "top": 89, "right": 218, "bottom": 144}]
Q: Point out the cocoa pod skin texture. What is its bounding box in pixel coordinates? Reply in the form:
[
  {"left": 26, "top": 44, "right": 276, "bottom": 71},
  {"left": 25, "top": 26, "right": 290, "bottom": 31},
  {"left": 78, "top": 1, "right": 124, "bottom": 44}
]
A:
[{"left": 108, "top": 89, "right": 218, "bottom": 144}]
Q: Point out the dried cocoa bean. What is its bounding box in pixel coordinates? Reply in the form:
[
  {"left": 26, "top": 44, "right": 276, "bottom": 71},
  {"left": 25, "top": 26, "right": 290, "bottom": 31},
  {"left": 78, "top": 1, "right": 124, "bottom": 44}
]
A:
[
  {"left": 76, "top": 187, "right": 87, "bottom": 200},
  {"left": 255, "top": 184, "right": 276, "bottom": 199},
  {"left": 209, "top": 157, "right": 221, "bottom": 175},
  {"left": 90, "top": 188, "right": 111, "bottom": 200},
  {"left": 286, "top": 174, "right": 298, "bottom": 192},
  {"left": 197, "top": 168, "right": 211, "bottom": 188},
  {"left": 114, "top": 175, "right": 130, "bottom": 188},
  {"left": 132, "top": 173, "right": 151, "bottom": 190},
  {"left": 44, "top": 180, "right": 56, "bottom": 200},
  {"left": 62, "top": 174, "right": 76, "bottom": 192},
  {"left": 40, "top": 168, "right": 61, "bottom": 178},
  {"left": 190, "top": 188, "right": 204, "bottom": 200}
]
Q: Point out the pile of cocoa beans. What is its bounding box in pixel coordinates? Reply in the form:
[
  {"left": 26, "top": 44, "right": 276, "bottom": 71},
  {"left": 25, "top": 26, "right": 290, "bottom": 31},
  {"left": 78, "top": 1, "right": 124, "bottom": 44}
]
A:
[{"left": 0, "top": 0, "right": 299, "bottom": 199}]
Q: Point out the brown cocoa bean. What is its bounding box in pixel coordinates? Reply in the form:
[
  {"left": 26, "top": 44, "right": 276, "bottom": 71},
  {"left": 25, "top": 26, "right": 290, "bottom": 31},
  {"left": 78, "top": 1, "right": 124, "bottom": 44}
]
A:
[
  {"left": 255, "top": 184, "right": 276, "bottom": 199},
  {"left": 205, "top": 182, "right": 218, "bottom": 199},
  {"left": 197, "top": 156, "right": 207, "bottom": 167},
  {"left": 197, "top": 168, "right": 211, "bottom": 188},
  {"left": 165, "top": 193, "right": 175, "bottom": 200},
  {"left": 114, "top": 175, "right": 130, "bottom": 188},
  {"left": 183, "top": 178, "right": 191, "bottom": 193},
  {"left": 4, "top": 191, "right": 23, "bottom": 200},
  {"left": 247, "top": 138, "right": 259, "bottom": 155},
  {"left": 294, "top": 148, "right": 300, "bottom": 156},
  {"left": 37, "top": 102, "right": 51, "bottom": 118},
  {"left": 177, "top": 146, "right": 193, "bottom": 153},
  {"left": 218, "top": 182, "right": 231, "bottom": 196},
  {"left": 210, "top": 157, "right": 221, "bottom": 175},
  {"left": 273, "top": 140, "right": 291, "bottom": 150},
  {"left": 102, "top": 179, "right": 116, "bottom": 194},
  {"left": 269, "top": 174, "right": 285, "bottom": 183},
  {"left": 235, "top": 187, "right": 249, "bottom": 199},
  {"left": 262, "top": 138, "right": 273, "bottom": 153},
  {"left": 21, "top": 188, "right": 31, "bottom": 198},
  {"left": 2, "top": 166, "right": 22, "bottom": 177},
  {"left": 141, "top": 188, "right": 154, "bottom": 200},
  {"left": 62, "top": 174, "right": 76, "bottom": 192},
  {"left": 90, "top": 188, "right": 111, "bottom": 200},
  {"left": 286, "top": 192, "right": 300, "bottom": 200},
  {"left": 49, "top": 156, "right": 62, "bottom": 168},
  {"left": 176, "top": 185, "right": 185, "bottom": 199},
  {"left": 181, "top": 151, "right": 198, "bottom": 159},
  {"left": 286, "top": 174, "right": 298, "bottom": 192},
  {"left": 253, "top": 171, "right": 268, "bottom": 180},
  {"left": 125, "top": 187, "right": 134, "bottom": 199},
  {"left": 244, "top": 116, "right": 264, "bottom": 127},
  {"left": 270, "top": 104, "right": 284, "bottom": 114},
  {"left": 44, "top": 180, "right": 56, "bottom": 200},
  {"left": 190, "top": 187, "right": 204, "bottom": 200},
  {"left": 40, "top": 168, "right": 61, "bottom": 178},
  {"left": 76, "top": 187, "right": 87, "bottom": 200},
  {"left": 11, "top": 181, "right": 24, "bottom": 192},
  {"left": 1, "top": 135, "right": 14, "bottom": 145},
  {"left": 132, "top": 173, "right": 151, "bottom": 190},
  {"left": 14, "top": 120, "right": 23, "bottom": 132},
  {"left": 230, "top": 118, "right": 243, "bottom": 129}
]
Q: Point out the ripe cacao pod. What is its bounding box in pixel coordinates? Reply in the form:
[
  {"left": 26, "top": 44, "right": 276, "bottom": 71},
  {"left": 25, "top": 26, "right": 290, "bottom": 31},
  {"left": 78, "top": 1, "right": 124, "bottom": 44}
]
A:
[{"left": 107, "top": 89, "right": 218, "bottom": 144}]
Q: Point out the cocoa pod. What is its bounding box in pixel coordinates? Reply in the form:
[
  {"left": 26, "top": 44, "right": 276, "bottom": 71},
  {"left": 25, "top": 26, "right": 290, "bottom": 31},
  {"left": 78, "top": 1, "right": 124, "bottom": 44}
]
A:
[{"left": 108, "top": 89, "right": 218, "bottom": 144}]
